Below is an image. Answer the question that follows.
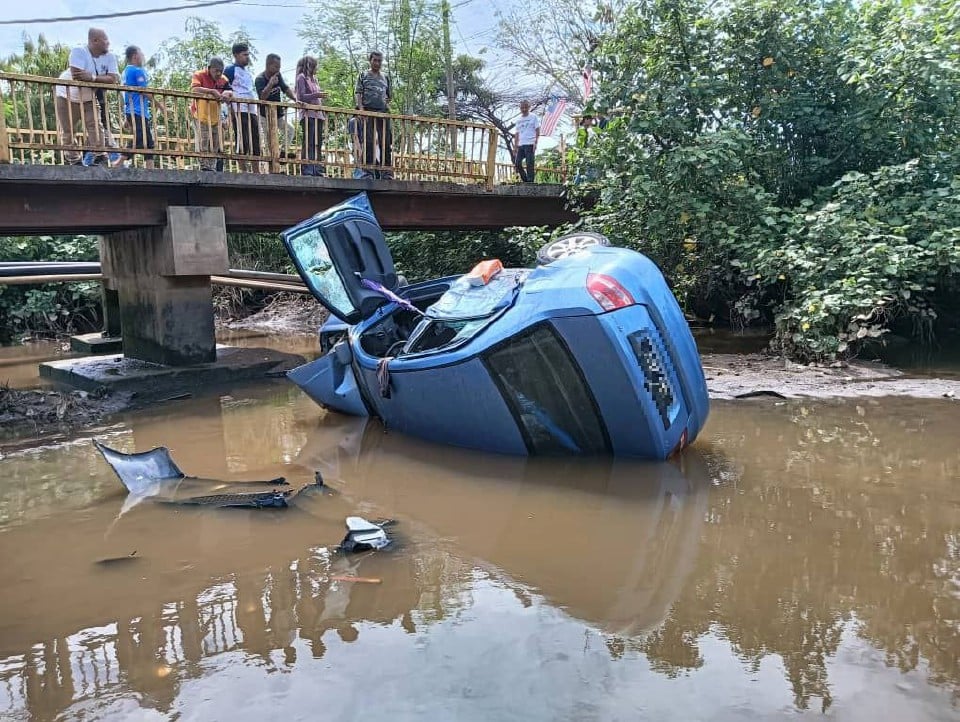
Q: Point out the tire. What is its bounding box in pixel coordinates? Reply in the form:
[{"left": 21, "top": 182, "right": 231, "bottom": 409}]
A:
[{"left": 536, "top": 231, "right": 612, "bottom": 265}]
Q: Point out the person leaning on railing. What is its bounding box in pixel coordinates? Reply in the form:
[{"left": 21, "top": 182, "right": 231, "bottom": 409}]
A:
[
  {"left": 120, "top": 45, "right": 155, "bottom": 169},
  {"left": 54, "top": 27, "right": 120, "bottom": 166},
  {"left": 190, "top": 58, "right": 234, "bottom": 172},
  {"left": 224, "top": 43, "right": 260, "bottom": 173}
]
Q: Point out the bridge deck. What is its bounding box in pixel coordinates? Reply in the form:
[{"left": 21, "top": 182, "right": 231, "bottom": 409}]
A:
[{"left": 0, "top": 165, "right": 575, "bottom": 234}]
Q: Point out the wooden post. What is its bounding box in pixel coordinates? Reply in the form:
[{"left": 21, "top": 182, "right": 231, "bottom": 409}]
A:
[
  {"left": 267, "top": 108, "right": 281, "bottom": 174},
  {"left": 485, "top": 127, "right": 498, "bottom": 190},
  {"left": 559, "top": 135, "right": 566, "bottom": 183},
  {"left": 0, "top": 83, "right": 10, "bottom": 164}
]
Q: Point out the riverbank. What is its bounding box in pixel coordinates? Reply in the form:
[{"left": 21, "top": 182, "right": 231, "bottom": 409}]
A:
[{"left": 703, "top": 353, "right": 960, "bottom": 400}]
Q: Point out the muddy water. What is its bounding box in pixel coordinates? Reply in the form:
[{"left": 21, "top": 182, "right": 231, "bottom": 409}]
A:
[{"left": 1, "top": 386, "right": 959, "bottom": 721}]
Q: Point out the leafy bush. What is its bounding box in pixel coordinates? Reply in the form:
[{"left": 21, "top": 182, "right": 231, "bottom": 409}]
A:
[
  {"left": 387, "top": 230, "right": 532, "bottom": 282},
  {"left": 0, "top": 235, "right": 102, "bottom": 341},
  {"left": 729, "top": 157, "right": 960, "bottom": 360}
]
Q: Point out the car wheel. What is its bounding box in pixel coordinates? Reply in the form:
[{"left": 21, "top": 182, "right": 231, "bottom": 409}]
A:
[{"left": 537, "top": 231, "right": 611, "bottom": 265}]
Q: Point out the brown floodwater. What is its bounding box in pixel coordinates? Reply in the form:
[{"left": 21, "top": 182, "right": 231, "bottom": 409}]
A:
[{"left": 1, "top": 382, "right": 959, "bottom": 721}]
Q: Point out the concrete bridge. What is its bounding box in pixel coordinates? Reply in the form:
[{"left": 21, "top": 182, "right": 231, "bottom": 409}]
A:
[{"left": 0, "top": 165, "right": 575, "bottom": 235}]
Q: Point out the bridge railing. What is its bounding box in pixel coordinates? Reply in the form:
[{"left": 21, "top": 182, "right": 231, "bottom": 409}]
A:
[{"left": 0, "top": 72, "right": 544, "bottom": 188}]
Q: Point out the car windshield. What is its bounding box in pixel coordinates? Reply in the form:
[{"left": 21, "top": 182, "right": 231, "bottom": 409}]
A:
[
  {"left": 426, "top": 269, "right": 527, "bottom": 321},
  {"left": 287, "top": 226, "right": 357, "bottom": 320}
]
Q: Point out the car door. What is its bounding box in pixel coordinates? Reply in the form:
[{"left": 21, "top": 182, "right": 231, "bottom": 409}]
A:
[{"left": 281, "top": 192, "right": 398, "bottom": 326}]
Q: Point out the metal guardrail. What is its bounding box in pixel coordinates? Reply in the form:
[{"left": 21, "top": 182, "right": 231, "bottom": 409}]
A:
[
  {"left": 0, "top": 262, "right": 311, "bottom": 293},
  {"left": 0, "top": 72, "right": 567, "bottom": 188}
]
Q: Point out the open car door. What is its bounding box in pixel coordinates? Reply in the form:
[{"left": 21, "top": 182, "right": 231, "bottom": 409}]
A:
[{"left": 282, "top": 193, "right": 398, "bottom": 326}]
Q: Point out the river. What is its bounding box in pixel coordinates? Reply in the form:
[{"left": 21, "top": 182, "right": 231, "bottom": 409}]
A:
[{"left": 0, "top": 347, "right": 959, "bottom": 720}]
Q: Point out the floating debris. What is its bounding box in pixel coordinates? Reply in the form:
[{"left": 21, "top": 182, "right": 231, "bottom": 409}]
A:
[
  {"left": 93, "top": 440, "right": 301, "bottom": 511},
  {"left": 330, "top": 576, "right": 382, "bottom": 584},
  {"left": 338, "top": 517, "right": 393, "bottom": 553}
]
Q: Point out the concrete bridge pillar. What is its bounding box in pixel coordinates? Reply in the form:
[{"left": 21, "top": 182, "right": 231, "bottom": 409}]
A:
[{"left": 100, "top": 207, "right": 228, "bottom": 366}]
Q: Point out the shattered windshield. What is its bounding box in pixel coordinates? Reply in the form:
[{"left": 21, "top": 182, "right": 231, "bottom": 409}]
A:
[{"left": 289, "top": 226, "right": 357, "bottom": 320}]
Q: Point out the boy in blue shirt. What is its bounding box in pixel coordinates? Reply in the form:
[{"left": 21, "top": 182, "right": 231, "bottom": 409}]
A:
[{"left": 121, "top": 46, "right": 155, "bottom": 168}]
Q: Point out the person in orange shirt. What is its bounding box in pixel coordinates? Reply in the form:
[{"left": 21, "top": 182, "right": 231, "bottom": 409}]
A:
[{"left": 190, "top": 57, "right": 233, "bottom": 171}]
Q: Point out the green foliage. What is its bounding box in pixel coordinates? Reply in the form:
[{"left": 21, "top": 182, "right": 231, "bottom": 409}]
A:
[
  {"left": 570, "top": 0, "right": 960, "bottom": 360},
  {"left": 0, "top": 33, "right": 70, "bottom": 76},
  {"left": 731, "top": 156, "right": 960, "bottom": 361},
  {"left": 299, "top": 0, "right": 445, "bottom": 115},
  {"left": 227, "top": 233, "right": 293, "bottom": 273},
  {"left": 151, "top": 17, "right": 258, "bottom": 90},
  {"left": 386, "top": 230, "right": 532, "bottom": 282},
  {"left": 0, "top": 235, "right": 102, "bottom": 341}
]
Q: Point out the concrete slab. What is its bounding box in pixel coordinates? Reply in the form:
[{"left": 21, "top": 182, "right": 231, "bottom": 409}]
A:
[
  {"left": 39, "top": 345, "right": 305, "bottom": 402},
  {"left": 69, "top": 333, "right": 123, "bottom": 355}
]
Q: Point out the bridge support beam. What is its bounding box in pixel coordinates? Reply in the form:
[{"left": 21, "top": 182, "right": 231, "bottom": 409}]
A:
[{"left": 100, "top": 207, "right": 228, "bottom": 366}]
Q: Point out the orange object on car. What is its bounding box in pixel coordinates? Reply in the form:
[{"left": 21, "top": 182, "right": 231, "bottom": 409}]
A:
[{"left": 466, "top": 258, "right": 504, "bottom": 286}]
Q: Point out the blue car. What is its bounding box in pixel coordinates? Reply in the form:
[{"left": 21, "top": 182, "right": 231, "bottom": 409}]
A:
[{"left": 282, "top": 193, "right": 709, "bottom": 459}]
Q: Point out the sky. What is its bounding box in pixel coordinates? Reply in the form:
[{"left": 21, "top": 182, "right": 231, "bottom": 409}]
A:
[{"left": 0, "top": 0, "right": 508, "bottom": 77}]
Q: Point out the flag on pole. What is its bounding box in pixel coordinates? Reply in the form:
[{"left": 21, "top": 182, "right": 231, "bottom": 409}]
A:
[
  {"left": 540, "top": 94, "right": 567, "bottom": 137},
  {"left": 582, "top": 67, "right": 593, "bottom": 101}
]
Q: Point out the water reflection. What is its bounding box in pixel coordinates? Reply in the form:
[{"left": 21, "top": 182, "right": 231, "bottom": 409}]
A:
[{"left": 0, "top": 389, "right": 958, "bottom": 720}]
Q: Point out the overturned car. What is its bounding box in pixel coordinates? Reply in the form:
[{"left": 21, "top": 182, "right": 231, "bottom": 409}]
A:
[{"left": 283, "top": 193, "right": 709, "bottom": 459}]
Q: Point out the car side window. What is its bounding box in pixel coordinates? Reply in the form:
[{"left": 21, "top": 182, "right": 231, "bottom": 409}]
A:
[
  {"left": 289, "top": 226, "right": 357, "bottom": 320},
  {"left": 483, "top": 324, "right": 609, "bottom": 455}
]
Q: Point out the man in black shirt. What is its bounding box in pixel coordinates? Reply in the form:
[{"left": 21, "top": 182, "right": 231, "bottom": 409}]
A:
[{"left": 255, "top": 54, "right": 296, "bottom": 160}]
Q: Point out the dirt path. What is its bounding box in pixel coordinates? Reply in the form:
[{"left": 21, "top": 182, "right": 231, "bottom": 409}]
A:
[{"left": 703, "top": 353, "right": 960, "bottom": 400}]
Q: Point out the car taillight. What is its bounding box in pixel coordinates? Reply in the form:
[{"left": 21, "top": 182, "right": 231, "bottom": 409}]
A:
[{"left": 587, "top": 273, "right": 635, "bottom": 311}]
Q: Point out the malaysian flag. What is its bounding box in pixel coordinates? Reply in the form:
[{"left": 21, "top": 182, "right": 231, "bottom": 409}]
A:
[{"left": 540, "top": 94, "right": 567, "bottom": 136}]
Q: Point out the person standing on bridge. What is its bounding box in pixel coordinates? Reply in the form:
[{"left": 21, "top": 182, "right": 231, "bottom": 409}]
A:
[
  {"left": 120, "top": 46, "right": 155, "bottom": 169},
  {"left": 512, "top": 100, "right": 539, "bottom": 183},
  {"left": 225, "top": 43, "right": 261, "bottom": 173},
  {"left": 294, "top": 55, "right": 328, "bottom": 177},
  {"left": 190, "top": 58, "right": 234, "bottom": 172},
  {"left": 255, "top": 54, "right": 296, "bottom": 162},
  {"left": 355, "top": 51, "right": 394, "bottom": 180},
  {"left": 55, "top": 28, "right": 119, "bottom": 167}
]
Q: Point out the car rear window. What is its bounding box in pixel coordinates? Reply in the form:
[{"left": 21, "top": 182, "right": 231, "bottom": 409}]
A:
[{"left": 483, "top": 324, "right": 609, "bottom": 455}]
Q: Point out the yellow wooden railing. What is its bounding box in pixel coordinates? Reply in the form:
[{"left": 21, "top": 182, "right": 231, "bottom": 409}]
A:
[{"left": 0, "top": 72, "right": 563, "bottom": 188}]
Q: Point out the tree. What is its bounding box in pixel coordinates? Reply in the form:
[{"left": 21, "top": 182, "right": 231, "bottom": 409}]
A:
[
  {"left": 437, "top": 54, "right": 533, "bottom": 157},
  {"left": 151, "top": 17, "right": 257, "bottom": 90},
  {"left": 1, "top": 34, "right": 72, "bottom": 139},
  {"left": 562, "top": 0, "right": 960, "bottom": 360},
  {"left": 1, "top": 33, "right": 70, "bottom": 77},
  {"left": 298, "top": 0, "right": 444, "bottom": 115},
  {"left": 494, "top": 0, "right": 624, "bottom": 109}
]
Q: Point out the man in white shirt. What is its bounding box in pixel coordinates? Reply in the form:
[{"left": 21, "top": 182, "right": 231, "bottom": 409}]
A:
[
  {"left": 54, "top": 28, "right": 119, "bottom": 166},
  {"left": 512, "top": 100, "right": 540, "bottom": 183},
  {"left": 224, "top": 43, "right": 261, "bottom": 172}
]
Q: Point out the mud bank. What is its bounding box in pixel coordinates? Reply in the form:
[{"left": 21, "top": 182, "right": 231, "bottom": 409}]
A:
[
  {"left": 703, "top": 353, "right": 960, "bottom": 400},
  {"left": 0, "top": 386, "right": 129, "bottom": 444}
]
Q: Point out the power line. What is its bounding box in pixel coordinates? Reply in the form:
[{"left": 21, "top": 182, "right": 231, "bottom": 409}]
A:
[{"left": 0, "top": 0, "right": 240, "bottom": 25}]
